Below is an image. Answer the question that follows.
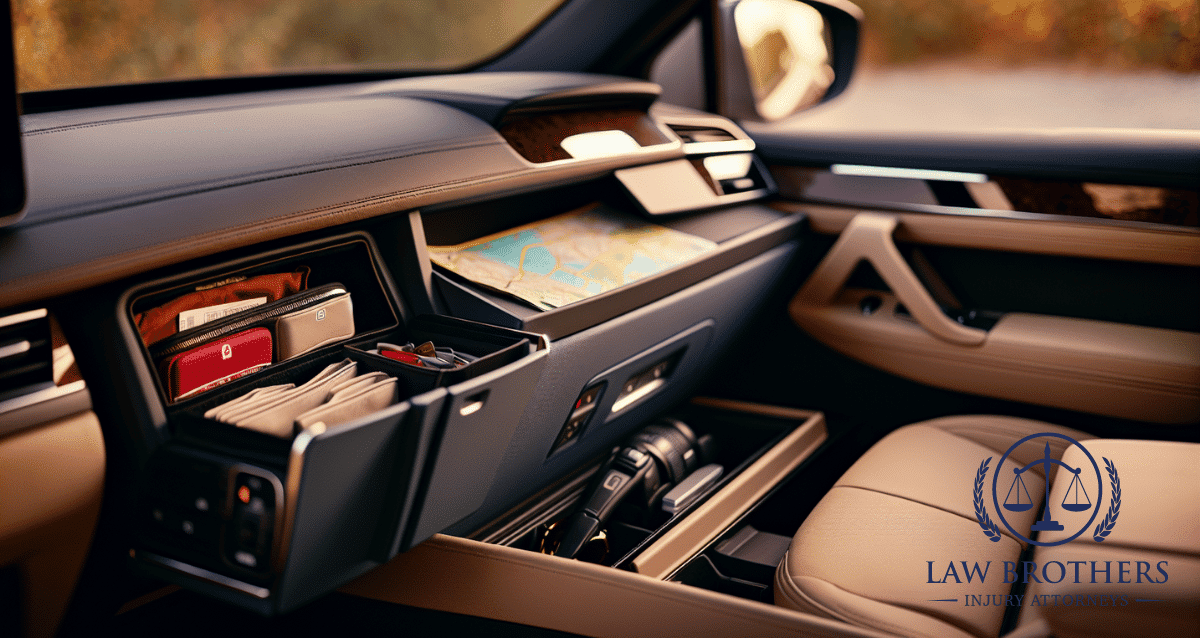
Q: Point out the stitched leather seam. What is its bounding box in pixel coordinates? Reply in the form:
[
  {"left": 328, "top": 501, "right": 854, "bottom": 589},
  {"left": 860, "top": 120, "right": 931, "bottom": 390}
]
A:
[
  {"left": 1053, "top": 541, "right": 1200, "bottom": 559},
  {"left": 834, "top": 485, "right": 1027, "bottom": 546},
  {"left": 23, "top": 94, "right": 399, "bottom": 135},
  {"left": 783, "top": 565, "right": 981, "bottom": 638},
  {"left": 19, "top": 140, "right": 508, "bottom": 228},
  {"left": 779, "top": 562, "right": 923, "bottom": 638},
  {"left": 23, "top": 80, "right": 657, "bottom": 135}
]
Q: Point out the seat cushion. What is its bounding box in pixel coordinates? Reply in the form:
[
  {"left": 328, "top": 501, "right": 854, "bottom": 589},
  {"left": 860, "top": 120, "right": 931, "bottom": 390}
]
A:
[
  {"left": 1020, "top": 439, "right": 1200, "bottom": 638},
  {"left": 775, "top": 415, "right": 1092, "bottom": 638}
]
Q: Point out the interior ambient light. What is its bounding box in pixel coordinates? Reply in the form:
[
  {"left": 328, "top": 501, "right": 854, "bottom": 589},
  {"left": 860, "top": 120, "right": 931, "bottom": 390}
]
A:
[
  {"left": 831, "top": 164, "right": 988, "bottom": 183},
  {"left": 560, "top": 130, "right": 641, "bottom": 159}
]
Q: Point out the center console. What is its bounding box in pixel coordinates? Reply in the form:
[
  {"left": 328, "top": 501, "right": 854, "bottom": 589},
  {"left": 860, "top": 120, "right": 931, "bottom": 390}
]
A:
[{"left": 337, "top": 400, "right": 853, "bottom": 638}]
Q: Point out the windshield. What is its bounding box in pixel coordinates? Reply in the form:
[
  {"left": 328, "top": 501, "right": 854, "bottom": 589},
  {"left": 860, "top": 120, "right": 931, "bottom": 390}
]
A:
[{"left": 12, "top": 0, "right": 564, "bottom": 92}]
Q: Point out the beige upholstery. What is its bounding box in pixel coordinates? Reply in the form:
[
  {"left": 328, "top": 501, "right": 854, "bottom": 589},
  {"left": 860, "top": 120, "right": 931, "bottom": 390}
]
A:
[
  {"left": 1038, "top": 439, "right": 1200, "bottom": 553},
  {"left": 1021, "top": 439, "right": 1200, "bottom": 638},
  {"left": 775, "top": 415, "right": 1092, "bottom": 638}
]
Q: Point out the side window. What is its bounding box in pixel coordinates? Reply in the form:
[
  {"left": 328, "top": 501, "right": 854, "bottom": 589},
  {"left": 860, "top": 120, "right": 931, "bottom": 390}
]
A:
[
  {"left": 649, "top": 18, "right": 706, "bottom": 111},
  {"left": 775, "top": 1, "right": 1199, "bottom": 227}
]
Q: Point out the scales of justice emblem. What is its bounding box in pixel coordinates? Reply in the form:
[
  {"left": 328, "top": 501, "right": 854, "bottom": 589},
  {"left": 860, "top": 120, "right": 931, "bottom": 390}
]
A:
[{"left": 973, "top": 433, "right": 1121, "bottom": 547}]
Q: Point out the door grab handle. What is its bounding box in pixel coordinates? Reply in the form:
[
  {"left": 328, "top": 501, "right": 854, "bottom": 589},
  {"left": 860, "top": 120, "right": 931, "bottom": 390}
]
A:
[{"left": 794, "top": 213, "right": 987, "bottom": 346}]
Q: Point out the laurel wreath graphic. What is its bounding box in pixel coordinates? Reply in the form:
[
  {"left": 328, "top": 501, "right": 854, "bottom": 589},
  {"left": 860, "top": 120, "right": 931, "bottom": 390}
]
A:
[
  {"left": 1093, "top": 457, "right": 1121, "bottom": 542},
  {"left": 974, "top": 457, "right": 1003, "bottom": 542}
]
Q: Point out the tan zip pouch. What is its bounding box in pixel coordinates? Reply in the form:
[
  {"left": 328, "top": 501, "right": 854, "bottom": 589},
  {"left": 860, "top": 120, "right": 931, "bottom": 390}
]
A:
[{"left": 275, "top": 293, "right": 355, "bottom": 360}]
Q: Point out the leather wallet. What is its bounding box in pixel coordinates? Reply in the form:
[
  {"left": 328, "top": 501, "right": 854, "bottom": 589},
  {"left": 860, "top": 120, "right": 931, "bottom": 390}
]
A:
[
  {"left": 160, "top": 328, "right": 273, "bottom": 401},
  {"left": 275, "top": 293, "right": 355, "bottom": 360},
  {"left": 136, "top": 267, "right": 310, "bottom": 346},
  {"left": 150, "top": 283, "right": 354, "bottom": 401}
]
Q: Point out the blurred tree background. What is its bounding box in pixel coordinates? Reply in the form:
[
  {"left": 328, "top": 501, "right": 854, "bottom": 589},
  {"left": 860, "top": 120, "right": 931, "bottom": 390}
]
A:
[
  {"left": 11, "top": 0, "right": 561, "bottom": 91},
  {"left": 10, "top": 0, "right": 1199, "bottom": 92},
  {"left": 856, "top": 0, "right": 1198, "bottom": 71}
]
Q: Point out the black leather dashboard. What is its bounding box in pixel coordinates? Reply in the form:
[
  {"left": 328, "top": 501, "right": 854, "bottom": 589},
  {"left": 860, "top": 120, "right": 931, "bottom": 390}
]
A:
[
  {"left": 2, "top": 71, "right": 804, "bottom": 613},
  {"left": 2, "top": 74, "right": 690, "bottom": 308}
]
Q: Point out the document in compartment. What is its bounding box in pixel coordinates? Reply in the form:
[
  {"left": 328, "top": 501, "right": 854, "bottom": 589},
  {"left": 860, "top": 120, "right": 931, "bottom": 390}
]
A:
[{"left": 427, "top": 204, "right": 718, "bottom": 310}]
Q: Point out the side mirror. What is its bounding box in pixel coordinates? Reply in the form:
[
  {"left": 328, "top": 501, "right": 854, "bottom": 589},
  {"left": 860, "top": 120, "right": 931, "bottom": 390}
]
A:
[{"left": 716, "top": 0, "right": 862, "bottom": 122}]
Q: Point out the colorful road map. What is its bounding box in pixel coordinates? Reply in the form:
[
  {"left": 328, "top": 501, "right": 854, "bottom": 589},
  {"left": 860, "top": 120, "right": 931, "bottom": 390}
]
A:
[{"left": 428, "top": 205, "right": 718, "bottom": 310}]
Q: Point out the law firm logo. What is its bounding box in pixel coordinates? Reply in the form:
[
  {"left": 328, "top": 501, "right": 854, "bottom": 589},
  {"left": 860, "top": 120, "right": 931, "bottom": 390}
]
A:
[{"left": 974, "top": 433, "right": 1121, "bottom": 547}]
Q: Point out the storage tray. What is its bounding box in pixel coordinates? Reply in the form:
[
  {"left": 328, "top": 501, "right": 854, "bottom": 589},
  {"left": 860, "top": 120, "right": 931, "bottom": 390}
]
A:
[{"left": 129, "top": 238, "right": 549, "bottom": 615}]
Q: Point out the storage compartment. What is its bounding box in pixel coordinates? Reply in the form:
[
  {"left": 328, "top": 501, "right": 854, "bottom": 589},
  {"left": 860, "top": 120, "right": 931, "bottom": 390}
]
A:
[
  {"left": 128, "top": 237, "right": 549, "bottom": 615},
  {"left": 129, "top": 236, "right": 400, "bottom": 403},
  {"left": 422, "top": 185, "right": 803, "bottom": 339},
  {"left": 494, "top": 400, "right": 826, "bottom": 575},
  {"left": 660, "top": 407, "right": 861, "bottom": 603}
]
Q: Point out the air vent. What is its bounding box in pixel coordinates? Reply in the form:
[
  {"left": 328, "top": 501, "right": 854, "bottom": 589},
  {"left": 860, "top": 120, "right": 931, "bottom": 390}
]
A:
[
  {"left": 668, "top": 125, "right": 737, "bottom": 144},
  {"left": 0, "top": 309, "right": 53, "bottom": 400}
]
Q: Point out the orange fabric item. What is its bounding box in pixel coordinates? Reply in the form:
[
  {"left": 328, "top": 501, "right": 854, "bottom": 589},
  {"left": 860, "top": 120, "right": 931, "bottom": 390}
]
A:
[{"left": 136, "top": 267, "right": 309, "bottom": 346}]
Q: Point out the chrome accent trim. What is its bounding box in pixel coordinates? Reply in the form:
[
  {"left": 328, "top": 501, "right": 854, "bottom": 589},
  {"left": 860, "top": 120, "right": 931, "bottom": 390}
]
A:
[
  {"left": 831, "top": 164, "right": 988, "bottom": 183},
  {"left": 0, "top": 308, "right": 47, "bottom": 329},
  {"left": 611, "top": 378, "right": 665, "bottom": 413},
  {"left": 0, "top": 380, "right": 90, "bottom": 438},
  {"left": 0, "top": 340, "right": 30, "bottom": 360},
  {"left": 689, "top": 397, "right": 816, "bottom": 421},
  {"left": 135, "top": 550, "right": 270, "bottom": 599},
  {"left": 795, "top": 196, "right": 1200, "bottom": 235},
  {"left": 682, "top": 138, "right": 756, "bottom": 156},
  {"left": 662, "top": 463, "right": 724, "bottom": 515}
]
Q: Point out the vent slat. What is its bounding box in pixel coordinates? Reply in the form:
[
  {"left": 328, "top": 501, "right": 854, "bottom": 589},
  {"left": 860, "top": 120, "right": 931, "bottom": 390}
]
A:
[
  {"left": 668, "top": 125, "right": 737, "bottom": 144},
  {"left": 0, "top": 311, "right": 53, "bottom": 398}
]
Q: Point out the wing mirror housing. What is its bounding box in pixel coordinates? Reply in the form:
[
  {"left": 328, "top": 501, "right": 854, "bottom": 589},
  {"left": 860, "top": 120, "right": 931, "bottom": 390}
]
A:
[{"left": 716, "top": 0, "right": 862, "bottom": 122}]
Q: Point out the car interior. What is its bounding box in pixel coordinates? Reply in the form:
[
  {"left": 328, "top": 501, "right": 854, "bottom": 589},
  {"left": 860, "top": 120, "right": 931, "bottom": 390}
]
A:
[{"left": 1, "top": 0, "right": 1197, "bottom": 637}]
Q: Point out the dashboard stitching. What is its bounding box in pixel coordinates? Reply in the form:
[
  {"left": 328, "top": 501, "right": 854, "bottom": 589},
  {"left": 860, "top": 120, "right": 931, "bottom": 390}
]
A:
[
  {"left": 22, "top": 94, "right": 434, "bottom": 135},
  {"left": 20, "top": 140, "right": 509, "bottom": 227}
]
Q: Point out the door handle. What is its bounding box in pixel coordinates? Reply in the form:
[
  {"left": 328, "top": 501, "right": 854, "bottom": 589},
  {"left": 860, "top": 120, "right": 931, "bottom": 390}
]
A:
[{"left": 794, "top": 213, "right": 987, "bottom": 346}]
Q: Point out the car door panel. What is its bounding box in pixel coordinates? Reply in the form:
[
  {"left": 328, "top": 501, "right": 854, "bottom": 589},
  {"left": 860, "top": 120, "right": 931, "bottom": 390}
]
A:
[{"left": 781, "top": 207, "right": 1200, "bottom": 423}]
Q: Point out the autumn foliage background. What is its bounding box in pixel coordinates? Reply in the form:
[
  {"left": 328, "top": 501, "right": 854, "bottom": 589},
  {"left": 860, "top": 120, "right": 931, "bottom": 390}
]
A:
[{"left": 11, "top": 0, "right": 1200, "bottom": 92}]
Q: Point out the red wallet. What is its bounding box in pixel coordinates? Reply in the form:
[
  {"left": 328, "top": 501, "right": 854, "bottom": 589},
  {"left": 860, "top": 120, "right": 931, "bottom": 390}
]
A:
[{"left": 161, "top": 328, "right": 273, "bottom": 400}]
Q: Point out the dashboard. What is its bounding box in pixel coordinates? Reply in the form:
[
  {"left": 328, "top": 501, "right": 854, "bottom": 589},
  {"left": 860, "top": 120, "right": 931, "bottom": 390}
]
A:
[{"left": 1, "top": 71, "right": 808, "bottom": 620}]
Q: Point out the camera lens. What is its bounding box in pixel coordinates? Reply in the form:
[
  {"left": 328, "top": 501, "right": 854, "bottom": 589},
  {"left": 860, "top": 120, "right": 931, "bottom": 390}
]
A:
[{"left": 629, "top": 419, "right": 698, "bottom": 485}]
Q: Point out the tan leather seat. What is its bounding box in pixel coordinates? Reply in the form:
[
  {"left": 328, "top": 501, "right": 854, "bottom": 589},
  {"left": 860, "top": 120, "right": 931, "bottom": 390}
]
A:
[
  {"left": 774, "top": 415, "right": 1093, "bottom": 638},
  {"left": 1019, "top": 439, "right": 1200, "bottom": 638}
]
